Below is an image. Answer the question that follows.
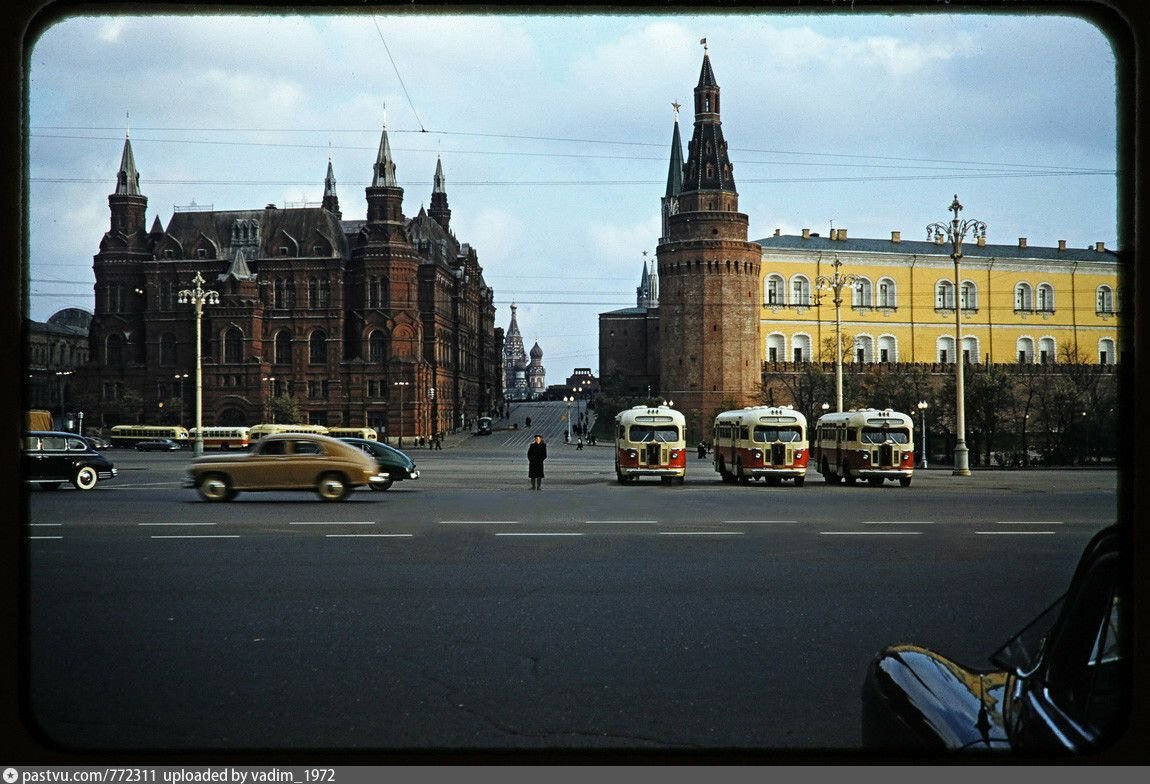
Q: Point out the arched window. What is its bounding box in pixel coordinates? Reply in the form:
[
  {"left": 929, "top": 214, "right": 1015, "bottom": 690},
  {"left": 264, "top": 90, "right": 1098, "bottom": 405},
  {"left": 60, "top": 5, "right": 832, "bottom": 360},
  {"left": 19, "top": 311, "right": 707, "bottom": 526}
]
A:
[
  {"left": 1099, "top": 338, "right": 1115, "bottom": 365},
  {"left": 960, "top": 280, "right": 978, "bottom": 311},
  {"left": 1017, "top": 337, "right": 1035, "bottom": 364},
  {"left": 309, "top": 330, "right": 327, "bottom": 364},
  {"left": 1015, "top": 283, "right": 1033, "bottom": 312},
  {"left": 962, "top": 336, "right": 979, "bottom": 364},
  {"left": 159, "top": 332, "right": 177, "bottom": 366},
  {"left": 369, "top": 330, "right": 387, "bottom": 363},
  {"left": 223, "top": 327, "right": 243, "bottom": 364},
  {"left": 878, "top": 335, "right": 897, "bottom": 363},
  {"left": 877, "top": 278, "right": 897, "bottom": 309},
  {"left": 765, "top": 274, "right": 785, "bottom": 305},
  {"left": 1037, "top": 283, "right": 1055, "bottom": 312},
  {"left": 792, "top": 334, "right": 812, "bottom": 363},
  {"left": 790, "top": 275, "right": 811, "bottom": 307},
  {"left": 1038, "top": 337, "right": 1056, "bottom": 364},
  {"left": 937, "top": 336, "right": 956, "bottom": 364},
  {"left": 106, "top": 334, "right": 124, "bottom": 367},
  {"left": 853, "top": 278, "right": 873, "bottom": 308},
  {"left": 1096, "top": 285, "right": 1114, "bottom": 314},
  {"left": 274, "top": 330, "right": 292, "bottom": 365},
  {"left": 936, "top": 280, "right": 955, "bottom": 309},
  {"left": 765, "top": 333, "right": 786, "bottom": 363},
  {"left": 854, "top": 335, "right": 874, "bottom": 363}
]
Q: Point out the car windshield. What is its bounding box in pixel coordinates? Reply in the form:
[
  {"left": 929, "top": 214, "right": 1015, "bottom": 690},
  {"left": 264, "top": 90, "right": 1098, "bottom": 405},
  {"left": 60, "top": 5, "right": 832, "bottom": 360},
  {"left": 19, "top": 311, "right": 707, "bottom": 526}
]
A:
[
  {"left": 629, "top": 425, "right": 679, "bottom": 443},
  {"left": 753, "top": 427, "right": 802, "bottom": 443},
  {"left": 860, "top": 427, "right": 910, "bottom": 444}
]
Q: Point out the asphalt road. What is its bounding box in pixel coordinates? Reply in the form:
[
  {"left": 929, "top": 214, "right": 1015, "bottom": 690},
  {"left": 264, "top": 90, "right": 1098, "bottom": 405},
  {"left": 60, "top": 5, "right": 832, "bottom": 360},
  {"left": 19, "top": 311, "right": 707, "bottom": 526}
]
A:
[{"left": 19, "top": 405, "right": 1120, "bottom": 758}]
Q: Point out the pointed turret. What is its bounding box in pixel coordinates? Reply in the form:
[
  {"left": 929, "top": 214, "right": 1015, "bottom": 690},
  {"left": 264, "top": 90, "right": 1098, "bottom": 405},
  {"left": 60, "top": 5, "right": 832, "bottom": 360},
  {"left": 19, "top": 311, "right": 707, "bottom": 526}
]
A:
[
  {"left": 108, "top": 132, "right": 148, "bottom": 239},
  {"left": 322, "top": 156, "right": 341, "bottom": 218},
  {"left": 365, "top": 117, "right": 405, "bottom": 225},
  {"left": 680, "top": 49, "right": 738, "bottom": 205},
  {"left": 372, "top": 121, "right": 398, "bottom": 187},
  {"left": 116, "top": 133, "right": 141, "bottom": 196},
  {"left": 661, "top": 104, "right": 684, "bottom": 241},
  {"left": 429, "top": 155, "right": 452, "bottom": 232}
]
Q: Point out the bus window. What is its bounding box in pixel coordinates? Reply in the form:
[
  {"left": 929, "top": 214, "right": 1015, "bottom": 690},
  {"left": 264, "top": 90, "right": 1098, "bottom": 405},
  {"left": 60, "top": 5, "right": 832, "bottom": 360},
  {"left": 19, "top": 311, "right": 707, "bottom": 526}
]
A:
[
  {"left": 861, "top": 428, "right": 910, "bottom": 444},
  {"left": 754, "top": 427, "right": 802, "bottom": 443},
  {"left": 629, "top": 425, "right": 679, "bottom": 443}
]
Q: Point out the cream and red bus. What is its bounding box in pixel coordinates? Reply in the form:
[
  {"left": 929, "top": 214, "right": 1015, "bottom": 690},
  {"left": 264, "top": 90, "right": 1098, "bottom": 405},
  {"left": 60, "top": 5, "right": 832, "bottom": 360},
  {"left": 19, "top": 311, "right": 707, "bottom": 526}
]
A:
[
  {"left": 247, "top": 423, "right": 330, "bottom": 442},
  {"left": 109, "top": 424, "right": 190, "bottom": 448},
  {"left": 326, "top": 427, "right": 379, "bottom": 441},
  {"left": 188, "top": 426, "right": 251, "bottom": 450},
  {"left": 614, "top": 404, "right": 687, "bottom": 484},
  {"left": 812, "top": 408, "right": 915, "bottom": 486},
  {"left": 712, "top": 406, "right": 809, "bottom": 486}
]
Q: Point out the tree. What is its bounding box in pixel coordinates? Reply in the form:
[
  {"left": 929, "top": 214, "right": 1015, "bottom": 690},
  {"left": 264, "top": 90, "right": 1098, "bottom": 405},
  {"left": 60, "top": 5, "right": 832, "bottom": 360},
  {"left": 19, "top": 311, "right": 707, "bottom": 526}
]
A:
[{"left": 270, "top": 395, "right": 303, "bottom": 424}]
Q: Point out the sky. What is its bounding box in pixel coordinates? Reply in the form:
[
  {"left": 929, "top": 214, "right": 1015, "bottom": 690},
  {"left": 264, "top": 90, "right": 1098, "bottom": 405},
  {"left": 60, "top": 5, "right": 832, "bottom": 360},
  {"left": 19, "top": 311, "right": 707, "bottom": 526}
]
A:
[{"left": 23, "top": 3, "right": 1122, "bottom": 380}]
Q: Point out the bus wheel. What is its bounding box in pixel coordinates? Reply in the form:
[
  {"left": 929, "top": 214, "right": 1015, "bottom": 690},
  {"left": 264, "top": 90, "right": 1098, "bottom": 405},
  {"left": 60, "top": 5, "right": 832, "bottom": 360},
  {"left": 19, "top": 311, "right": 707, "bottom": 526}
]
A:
[
  {"left": 821, "top": 459, "right": 838, "bottom": 484},
  {"left": 794, "top": 476, "right": 805, "bottom": 488},
  {"left": 899, "top": 476, "right": 912, "bottom": 487},
  {"left": 677, "top": 476, "right": 685, "bottom": 485},
  {"left": 765, "top": 476, "right": 781, "bottom": 487},
  {"left": 843, "top": 464, "right": 857, "bottom": 485},
  {"left": 868, "top": 477, "right": 883, "bottom": 487},
  {"left": 736, "top": 463, "right": 751, "bottom": 484}
]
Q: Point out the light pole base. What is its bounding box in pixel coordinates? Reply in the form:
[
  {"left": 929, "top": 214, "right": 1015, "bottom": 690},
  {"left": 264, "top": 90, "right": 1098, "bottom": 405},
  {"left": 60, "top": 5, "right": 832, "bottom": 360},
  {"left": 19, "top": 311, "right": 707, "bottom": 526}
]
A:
[{"left": 952, "top": 443, "right": 971, "bottom": 476}]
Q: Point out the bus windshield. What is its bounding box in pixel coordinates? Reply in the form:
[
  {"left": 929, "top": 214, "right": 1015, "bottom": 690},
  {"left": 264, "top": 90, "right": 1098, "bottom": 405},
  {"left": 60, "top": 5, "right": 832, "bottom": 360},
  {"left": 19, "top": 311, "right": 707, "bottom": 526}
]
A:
[
  {"left": 753, "top": 427, "right": 802, "bottom": 443},
  {"left": 629, "top": 425, "right": 680, "bottom": 443},
  {"left": 861, "top": 427, "right": 910, "bottom": 444}
]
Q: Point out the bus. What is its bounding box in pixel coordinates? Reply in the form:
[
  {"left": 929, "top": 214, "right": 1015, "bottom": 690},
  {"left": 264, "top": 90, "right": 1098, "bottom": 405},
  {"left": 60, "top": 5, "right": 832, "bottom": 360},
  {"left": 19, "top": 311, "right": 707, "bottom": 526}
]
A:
[
  {"left": 326, "top": 427, "right": 378, "bottom": 441},
  {"left": 613, "top": 404, "right": 687, "bottom": 484},
  {"left": 812, "top": 408, "right": 915, "bottom": 486},
  {"left": 712, "top": 406, "right": 809, "bottom": 486},
  {"left": 476, "top": 416, "right": 493, "bottom": 435},
  {"left": 247, "top": 423, "right": 330, "bottom": 442},
  {"left": 109, "top": 424, "right": 190, "bottom": 448},
  {"left": 188, "top": 426, "right": 251, "bottom": 450}
]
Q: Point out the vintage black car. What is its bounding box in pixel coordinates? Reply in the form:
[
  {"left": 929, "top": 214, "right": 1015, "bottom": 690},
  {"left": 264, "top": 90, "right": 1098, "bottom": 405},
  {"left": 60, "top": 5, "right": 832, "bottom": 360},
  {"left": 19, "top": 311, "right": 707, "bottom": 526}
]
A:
[
  {"left": 338, "top": 437, "right": 420, "bottom": 491},
  {"left": 23, "top": 430, "right": 118, "bottom": 490},
  {"left": 134, "top": 438, "right": 183, "bottom": 452},
  {"left": 862, "top": 524, "right": 1126, "bottom": 755}
]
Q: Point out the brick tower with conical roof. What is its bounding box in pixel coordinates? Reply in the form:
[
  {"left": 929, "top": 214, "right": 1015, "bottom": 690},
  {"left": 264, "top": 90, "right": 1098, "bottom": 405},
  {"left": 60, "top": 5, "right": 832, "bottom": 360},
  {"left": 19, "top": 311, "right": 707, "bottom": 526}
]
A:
[{"left": 655, "top": 44, "right": 762, "bottom": 438}]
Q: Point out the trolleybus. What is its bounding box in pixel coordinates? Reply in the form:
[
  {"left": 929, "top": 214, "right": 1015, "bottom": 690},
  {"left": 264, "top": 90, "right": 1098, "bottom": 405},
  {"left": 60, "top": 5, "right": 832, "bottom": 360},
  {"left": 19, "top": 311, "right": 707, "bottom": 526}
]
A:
[
  {"left": 247, "top": 423, "right": 330, "bottom": 442},
  {"left": 614, "top": 404, "right": 687, "bottom": 484},
  {"left": 326, "top": 427, "right": 378, "bottom": 441},
  {"left": 812, "top": 408, "right": 915, "bottom": 486},
  {"left": 109, "top": 424, "right": 190, "bottom": 448},
  {"left": 712, "top": 406, "right": 809, "bottom": 486},
  {"left": 188, "top": 426, "right": 251, "bottom": 450}
]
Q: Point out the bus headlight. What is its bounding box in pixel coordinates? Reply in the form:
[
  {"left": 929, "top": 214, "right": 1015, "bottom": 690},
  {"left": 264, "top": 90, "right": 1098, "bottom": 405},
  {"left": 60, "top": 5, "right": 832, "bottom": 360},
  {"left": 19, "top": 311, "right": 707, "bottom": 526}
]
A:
[
  {"left": 669, "top": 450, "right": 680, "bottom": 459},
  {"left": 752, "top": 449, "right": 762, "bottom": 460},
  {"left": 627, "top": 449, "right": 638, "bottom": 459}
]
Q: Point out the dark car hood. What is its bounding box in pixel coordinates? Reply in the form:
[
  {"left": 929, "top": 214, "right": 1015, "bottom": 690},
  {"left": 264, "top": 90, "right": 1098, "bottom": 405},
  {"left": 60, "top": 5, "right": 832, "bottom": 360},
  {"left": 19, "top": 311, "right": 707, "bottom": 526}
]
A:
[{"left": 863, "top": 644, "right": 1012, "bottom": 751}]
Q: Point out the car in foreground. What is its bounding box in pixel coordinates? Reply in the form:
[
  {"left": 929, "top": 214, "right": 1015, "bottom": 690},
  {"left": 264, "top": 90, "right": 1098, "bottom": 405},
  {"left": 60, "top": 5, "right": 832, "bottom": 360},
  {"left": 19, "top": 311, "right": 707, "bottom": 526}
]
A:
[
  {"left": 185, "top": 432, "right": 386, "bottom": 502},
  {"left": 134, "top": 438, "right": 183, "bottom": 452},
  {"left": 862, "top": 524, "right": 1126, "bottom": 755},
  {"left": 23, "top": 430, "right": 118, "bottom": 490},
  {"left": 338, "top": 437, "right": 420, "bottom": 491}
]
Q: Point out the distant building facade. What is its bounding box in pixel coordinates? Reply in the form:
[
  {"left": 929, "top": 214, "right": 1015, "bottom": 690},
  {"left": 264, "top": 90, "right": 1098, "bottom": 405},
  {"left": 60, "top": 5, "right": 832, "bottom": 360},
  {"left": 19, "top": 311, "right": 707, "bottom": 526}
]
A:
[
  {"left": 77, "top": 127, "right": 502, "bottom": 437},
  {"left": 502, "top": 304, "right": 530, "bottom": 400},
  {"left": 25, "top": 308, "right": 91, "bottom": 420}
]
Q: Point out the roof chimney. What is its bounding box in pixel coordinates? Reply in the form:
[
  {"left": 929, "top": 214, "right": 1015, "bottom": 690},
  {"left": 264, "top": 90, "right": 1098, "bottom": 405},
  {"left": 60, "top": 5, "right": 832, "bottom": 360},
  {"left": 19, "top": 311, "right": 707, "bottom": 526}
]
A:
[
  {"left": 891, "top": 231, "right": 901, "bottom": 243},
  {"left": 1018, "top": 237, "right": 1027, "bottom": 249},
  {"left": 774, "top": 228, "right": 781, "bottom": 237},
  {"left": 1058, "top": 239, "right": 1067, "bottom": 251},
  {"left": 1095, "top": 241, "right": 1106, "bottom": 252},
  {"left": 837, "top": 228, "right": 847, "bottom": 241},
  {"left": 977, "top": 234, "right": 986, "bottom": 247},
  {"left": 802, "top": 228, "right": 811, "bottom": 240}
]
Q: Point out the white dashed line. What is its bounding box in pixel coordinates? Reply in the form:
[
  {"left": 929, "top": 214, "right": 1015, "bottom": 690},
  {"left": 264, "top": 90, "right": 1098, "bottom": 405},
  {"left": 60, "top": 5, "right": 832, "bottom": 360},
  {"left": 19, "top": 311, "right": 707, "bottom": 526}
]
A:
[
  {"left": 290, "top": 521, "right": 375, "bottom": 526},
  {"left": 976, "top": 530, "right": 1057, "bottom": 535},
  {"left": 494, "top": 532, "right": 583, "bottom": 537},
  {"left": 149, "top": 535, "right": 242, "bottom": 540},
  {"left": 658, "top": 531, "right": 744, "bottom": 536},
  {"left": 325, "top": 533, "right": 413, "bottom": 538},
  {"left": 819, "top": 531, "right": 922, "bottom": 536},
  {"left": 439, "top": 520, "right": 520, "bottom": 525}
]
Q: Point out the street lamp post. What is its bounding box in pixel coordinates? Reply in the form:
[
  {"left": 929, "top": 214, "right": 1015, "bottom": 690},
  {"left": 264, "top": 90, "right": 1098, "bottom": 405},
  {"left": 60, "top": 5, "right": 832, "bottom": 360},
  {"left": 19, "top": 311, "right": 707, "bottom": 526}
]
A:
[
  {"left": 563, "top": 395, "right": 573, "bottom": 442},
  {"left": 815, "top": 257, "right": 860, "bottom": 412},
  {"left": 928, "top": 195, "right": 986, "bottom": 477},
  {"left": 178, "top": 272, "right": 219, "bottom": 457},
  {"left": 917, "top": 400, "right": 929, "bottom": 469},
  {"left": 174, "top": 373, "right": 189, "bottom": 427},
  {"left": 261, "top": 376, "right": 276, "bottom": 422},
  {"left": 55, "top": 370, "right": 73, "bottom": 424},
  {"left": 393, "top": 380, "right": 410, "bottom": 446}
]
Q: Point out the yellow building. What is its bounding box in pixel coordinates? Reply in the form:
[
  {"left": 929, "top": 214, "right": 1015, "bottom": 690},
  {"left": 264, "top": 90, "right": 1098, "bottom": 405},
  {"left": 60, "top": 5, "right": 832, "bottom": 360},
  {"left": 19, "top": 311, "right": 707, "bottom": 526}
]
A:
[{"left": 756, "top": 228, "right": 1120, "bottom": 368}]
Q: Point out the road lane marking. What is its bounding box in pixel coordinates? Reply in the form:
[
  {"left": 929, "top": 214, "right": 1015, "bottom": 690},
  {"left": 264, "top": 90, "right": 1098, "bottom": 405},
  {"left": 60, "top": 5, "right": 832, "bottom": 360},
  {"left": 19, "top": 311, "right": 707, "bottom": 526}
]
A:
[
  {"left": 819, "top": 531, "right": 922, "bottom": 536},
  {"left": 28, "top": 536, "right": 63, "bottom": 540},
  {"left": 722, "top": 520, "right": 798, "bottom": 524},
  {"left": 976, "top": 531, "right": 1057, "bottom": 535},
  {"left": 862, "top": 521, "right": 935, "bottom": 525},
  {"left": 139, "top": 522, "right": 217, "bottom": 526},
  {"left": 494, "top": 532, "right": 583, "bottom": 537},
  {"left": 149, "top": 535, "right": 241, "bottom": 539},
  {"left": 996, "top": 521, "right": 1064, "bottom": 525},
  {"left": 440, "top": 520, "right": 520, "bottom": 525},
  {"left": 658, "top": 531, "right": 744, "bottom": 536},
  {"left": 290, "top": 521, "right": 375, "bottom": 526},
  {"left": 585, "top": 520, "right": 658, "bottom": 525},
  {"left": 325, "top": 533, "right": 413, "bottom": 538},
  {"left": 29, "top": 523, "right": 63, "bottom": 527}
]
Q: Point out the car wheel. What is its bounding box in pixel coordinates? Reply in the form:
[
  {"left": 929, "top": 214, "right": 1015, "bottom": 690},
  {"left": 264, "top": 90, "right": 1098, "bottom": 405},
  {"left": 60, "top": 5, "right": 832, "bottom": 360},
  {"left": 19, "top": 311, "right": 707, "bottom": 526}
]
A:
[
  {"left": 73, "top": 465, "right": 99, "bottom": 491},
  {"left": 371, "top": 475, "right": 394, "bottom": 491},
  {"left": 198, "top": 473, "right": 234, "bottom": 502},
  {"left": 317, "top": 473, "right": 349, "bottom": 501}
]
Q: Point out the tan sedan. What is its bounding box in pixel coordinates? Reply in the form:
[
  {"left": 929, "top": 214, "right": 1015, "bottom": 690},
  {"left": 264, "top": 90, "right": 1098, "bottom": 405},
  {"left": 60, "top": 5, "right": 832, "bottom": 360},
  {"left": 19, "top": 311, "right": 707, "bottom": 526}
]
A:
[{"left": 185, "top": 433, "right": 387, "bottom": 502}]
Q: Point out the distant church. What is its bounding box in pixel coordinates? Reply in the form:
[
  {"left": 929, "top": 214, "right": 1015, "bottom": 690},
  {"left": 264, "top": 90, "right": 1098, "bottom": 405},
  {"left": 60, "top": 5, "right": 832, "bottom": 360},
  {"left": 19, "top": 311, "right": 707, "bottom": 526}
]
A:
[{"left": 502, "top": 304, "right": 545, "bottom": 400}]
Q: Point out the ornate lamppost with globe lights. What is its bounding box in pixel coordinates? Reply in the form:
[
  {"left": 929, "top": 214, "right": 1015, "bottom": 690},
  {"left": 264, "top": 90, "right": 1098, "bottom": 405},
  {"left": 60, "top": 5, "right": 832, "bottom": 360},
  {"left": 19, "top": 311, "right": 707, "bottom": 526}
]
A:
[
  {"left": 177, "top": 272, "right": 219, "bottom": 457},
  {"left": 815, "top": 257, "right": 860, "bottom": 412},
  {"left": 928, "top": 195, "right": 986, "bottom": 476}
]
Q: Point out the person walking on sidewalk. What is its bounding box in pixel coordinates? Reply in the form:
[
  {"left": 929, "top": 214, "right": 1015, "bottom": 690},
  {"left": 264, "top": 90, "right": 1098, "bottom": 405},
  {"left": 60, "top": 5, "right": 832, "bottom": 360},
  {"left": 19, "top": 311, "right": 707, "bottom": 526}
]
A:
[{"left": 527, "top": 433, "right": 547, "bottom": 490}]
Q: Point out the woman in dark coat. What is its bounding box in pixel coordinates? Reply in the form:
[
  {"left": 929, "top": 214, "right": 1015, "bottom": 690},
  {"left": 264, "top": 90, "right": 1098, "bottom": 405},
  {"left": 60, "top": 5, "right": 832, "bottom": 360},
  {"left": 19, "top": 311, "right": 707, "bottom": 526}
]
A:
[{"left": 527, "top": 434, "right": 547, "bottom": 490}]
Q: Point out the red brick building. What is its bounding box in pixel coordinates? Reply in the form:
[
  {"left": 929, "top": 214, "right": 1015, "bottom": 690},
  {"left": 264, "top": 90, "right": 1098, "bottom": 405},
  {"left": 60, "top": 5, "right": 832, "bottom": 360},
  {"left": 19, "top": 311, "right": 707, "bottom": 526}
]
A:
[{"left": 79, "top": 125, "right": 503, "bottom": 439}]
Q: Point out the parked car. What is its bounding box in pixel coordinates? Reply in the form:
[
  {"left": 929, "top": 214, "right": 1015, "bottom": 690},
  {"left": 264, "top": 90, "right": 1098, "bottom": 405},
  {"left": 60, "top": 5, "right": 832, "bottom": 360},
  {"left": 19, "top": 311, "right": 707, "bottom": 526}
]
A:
[
  {"left": 862, "top": 524, "right": 1126, "bottom": 755},
  {"left": 338, "top": 437, "right": 420, "bottom": 491},
  {"left": 135, "top": 438, "right": 183, "bottom": 452},
  {"left": 23, "top": 430, "right": 118, "bottom": 490},
  {"left": 81, "top": 434, "right": 114, "bottom": 450},
  {"left": 185, "top": 433, "right": 386, "bottom": 502}
]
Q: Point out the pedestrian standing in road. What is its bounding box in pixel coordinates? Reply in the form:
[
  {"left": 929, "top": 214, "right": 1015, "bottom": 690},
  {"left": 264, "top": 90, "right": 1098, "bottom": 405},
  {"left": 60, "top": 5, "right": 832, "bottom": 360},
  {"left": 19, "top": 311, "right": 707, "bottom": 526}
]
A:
[{"left": 527, "top": 433, "right": 547, "bottom": 490}]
